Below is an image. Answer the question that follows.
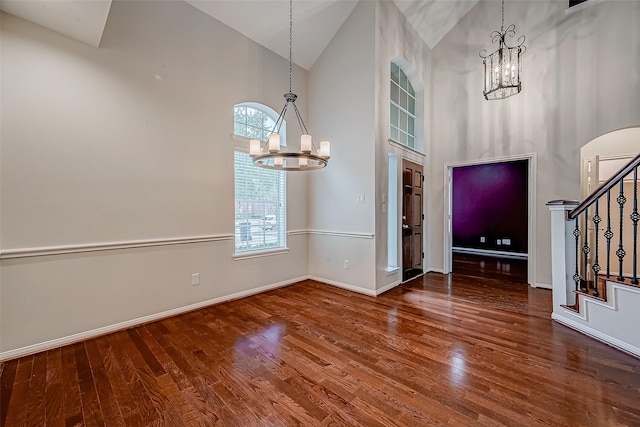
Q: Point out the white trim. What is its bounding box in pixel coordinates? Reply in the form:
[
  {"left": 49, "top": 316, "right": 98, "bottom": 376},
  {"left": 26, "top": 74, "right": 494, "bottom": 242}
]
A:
[
  {"left": 0, "top": 276, "right": 307, "bottom": 362},
  {"left": 443, "top": 153, "right": 537, "bottom": 287},
  {"left": 0, "top": 234, "right": 234, "bottom": 260},
  {"left": 388, "top": 138, "right": 425, "bottom": 158},
  {"left": 307, "top": 230, "right": 374, "bottom": 239},
  {"left": 287, "top": 229, "right": 308, "bottom": 236},
  {"left": 376, "top": 280, "right": 401, "bottom": 295},
  {"left": 233, "top": 248, "right": 289, "bottom": 260},
  {"left": 534, "top": 283, "right": 553, "bottom": 290},
  {"left": 308, "top": 275, "right": 377, "bottom": 296},
  {"left": 385, "top": 266, "right": 400, "bottom": 276},
  {"left": 452, "top": 247, "right": 528, "bottom": 260},
  {"left": 426, "top": 267, "right": 446, "bottom": 274},
  {"left": 552, "top": 312, "right": 640, "bottom": 359}
]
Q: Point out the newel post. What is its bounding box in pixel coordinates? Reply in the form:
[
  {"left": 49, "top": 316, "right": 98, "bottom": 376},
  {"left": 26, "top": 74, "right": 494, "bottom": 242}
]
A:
[{"left": 547, "top": 200, "right": 580, "bottom": 311}]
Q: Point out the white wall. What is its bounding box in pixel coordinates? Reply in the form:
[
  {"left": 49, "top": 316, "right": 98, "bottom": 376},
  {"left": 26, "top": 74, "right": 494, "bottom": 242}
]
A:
[
  {"left": 307, "top": 1, "right": 377, "bottom": 293},
  {"left": 0, "top": 1, "right": 312, "bottom": 357},
  {"left": 374, "top": 0, "right": 432, "bottom": 291},
  {"left": 430, "top": 0, "right": 640, "bottom": 287}
]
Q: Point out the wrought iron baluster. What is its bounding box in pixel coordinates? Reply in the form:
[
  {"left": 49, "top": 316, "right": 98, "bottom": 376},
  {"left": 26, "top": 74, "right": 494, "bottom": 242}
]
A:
[
  {"left": 592, "top": 199, "right": 601, "bottom": 297},
  {"left": 605, "top": 189, "right": 612, "bottom": 278},
  {"left": 573, "top": 217, "right": 580, "bottom": 292},
  {"left": 632, "top": 167, "right": 639, "bottom": 284},
  {"left": 582, "top": 211, "right": 590, "bottom": 292},
  {"left": 617, "top": 180, "right": 626, "bottom": 281}
]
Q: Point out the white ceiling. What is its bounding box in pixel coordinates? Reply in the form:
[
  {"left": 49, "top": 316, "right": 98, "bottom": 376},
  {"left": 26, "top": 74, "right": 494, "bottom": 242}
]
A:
[
  {"left": 0, "top": 0, "right": 478, "bottom": 69},
  {"left": 0, "top": 0, "right": 112, "bottom": 47}
]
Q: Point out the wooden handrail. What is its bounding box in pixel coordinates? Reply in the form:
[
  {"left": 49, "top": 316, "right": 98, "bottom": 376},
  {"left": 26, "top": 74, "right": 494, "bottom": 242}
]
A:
[{"left": 568, "top": 152, "right": 640, "bottom": 220}]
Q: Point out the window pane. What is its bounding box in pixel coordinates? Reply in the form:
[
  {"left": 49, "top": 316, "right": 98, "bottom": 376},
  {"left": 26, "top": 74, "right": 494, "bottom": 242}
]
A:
[
  {"left": 234, "top": 122, "right": 245, "bottom": 135},
  {"left": 390, "top": 126, "right": 399, "bottom": 141},
  {"left": 408, "top": 80, "right": 415, "bottom": 97},
  {"left": 234, "top": 151, "right": 286, "bottom": 253},
  {"left": 408, "top": 96, "right": 415, "bottom": 115},
  {"left": 400, "top": 90, "right": 408, "bottom": 110},
  {"left": 407, "top": 135, "right": 415, "bottom": 148},
  {"left": 400, "top": 70, "right": 408, "bottom": 91},
  {"left": 390, "top": 105, "right": 399, "bottom": 127},
  {"left": 408, "top": 116, "right": 415, "bottom": 137},
  {"left": 390, "top": 82, "right": 399, "bottom": 104},
  {"left": 264, "top": 116, "right": 276, "bottom": 132},
  {"left": 399, "top": 131, "right": 407, "bottom": 144},
  {"left": 399, "top": 110, "right": 408, "bottom": 132},
  {"left": 391, "top": 63, "right": 400, "bottom": 84},
  {"left": 234, "top": 106, "right": 246, "bottom": 124}
]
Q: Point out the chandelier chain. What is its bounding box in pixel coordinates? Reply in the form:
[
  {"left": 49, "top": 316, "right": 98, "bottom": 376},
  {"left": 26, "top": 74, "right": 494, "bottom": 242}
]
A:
[
  {"left": 501, "top": 0, "right": 505, "bottom": 32},
  {"left": 289, "top": 0, "right": 293, "bottom": 93}
]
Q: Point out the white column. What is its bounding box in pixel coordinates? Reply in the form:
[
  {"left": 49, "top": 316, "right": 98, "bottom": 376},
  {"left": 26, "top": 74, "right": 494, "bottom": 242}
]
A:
[{"left": 547, "top": 200, "right": 580, "bottom": 313}]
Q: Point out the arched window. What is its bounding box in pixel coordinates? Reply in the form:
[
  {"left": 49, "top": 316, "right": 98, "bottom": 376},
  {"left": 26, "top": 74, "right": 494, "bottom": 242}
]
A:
[
  {"left": 390, "top": 63, "right": 416, "bottom": 149},
  {"left": 233, "top": 103, "right": 286, "bottom": 255}
]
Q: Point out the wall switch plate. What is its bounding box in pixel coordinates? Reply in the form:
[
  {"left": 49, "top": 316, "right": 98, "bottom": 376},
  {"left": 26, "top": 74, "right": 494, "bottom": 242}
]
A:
[
  {"left": 344, "top": 260, "right": 350, "bottom": 269},
  {"left": 356, "top": 194, "right": 365, "bottom": 203},
  {"left": 496, "top": 239, "right": 502, "bottom": 245},
  {"left": 503, "top": 238, "right": 511, "bottom": 245},
  {"left": 192, "top": 273, "right": 200, "bottom": 286}
]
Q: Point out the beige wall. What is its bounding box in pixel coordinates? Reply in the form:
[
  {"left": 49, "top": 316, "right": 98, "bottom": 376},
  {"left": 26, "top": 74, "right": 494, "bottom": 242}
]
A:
[
  {"left": 0, "top": 1, "right": 312, "bottom": 356},
  {"left": 430, "top": 0, "right": 640, "bottom": 287}
]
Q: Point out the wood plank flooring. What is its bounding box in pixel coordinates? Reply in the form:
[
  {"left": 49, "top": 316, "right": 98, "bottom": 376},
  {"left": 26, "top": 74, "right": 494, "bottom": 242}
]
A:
[{"left": 2, "top": 273, "right": 640, "bottom": 426}]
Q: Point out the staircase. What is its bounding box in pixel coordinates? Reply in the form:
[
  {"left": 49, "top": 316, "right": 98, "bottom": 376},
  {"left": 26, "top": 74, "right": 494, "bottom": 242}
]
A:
[{"left": 548, "top": 153, "right": 640, "bottom": 358}]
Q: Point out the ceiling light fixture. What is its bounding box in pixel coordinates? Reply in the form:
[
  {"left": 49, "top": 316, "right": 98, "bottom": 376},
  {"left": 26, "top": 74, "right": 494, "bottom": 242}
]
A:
[
  {"left": 250, "top": 0, "right": 330, "bottom": 171},
  {"left": 479, "top": 0, "right": 526, "bottom": 100}
]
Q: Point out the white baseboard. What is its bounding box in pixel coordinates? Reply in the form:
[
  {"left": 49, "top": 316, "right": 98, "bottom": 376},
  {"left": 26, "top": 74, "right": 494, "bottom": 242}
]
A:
[
  {"left": 0, "top": 276, "right": 307, "bottom": 362},
  {"left": 534, "top": 282, "right": 552, "bottom": 290},
  {"left": 376, "top": 280, "right": 401, "bottom": 296},
  {"left": 425, "top": 268, "right": 445, "bottom": 274},
  {"left": 308, "top": 275, "right": 376, "bottom": 297},
  {"left": 551, "top": 312, "right": 640, "bottom": 359}
]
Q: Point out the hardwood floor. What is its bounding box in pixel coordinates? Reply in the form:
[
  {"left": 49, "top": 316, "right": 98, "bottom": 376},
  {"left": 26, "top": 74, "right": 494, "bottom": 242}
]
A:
[
  {"left": 452, "top": 252, "right": 528, "bottom": 284},
  {"left": 2, "top": 274, "right": 639, "bottom": 426}
]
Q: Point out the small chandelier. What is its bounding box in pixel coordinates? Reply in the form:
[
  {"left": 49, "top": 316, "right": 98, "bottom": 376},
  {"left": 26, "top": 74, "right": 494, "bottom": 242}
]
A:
[
  {"left": 250, "top": 0, "right": 330, "bottom": 171},
  {"left": 479, "top": 0, "right": 526, "bottom": 100}
]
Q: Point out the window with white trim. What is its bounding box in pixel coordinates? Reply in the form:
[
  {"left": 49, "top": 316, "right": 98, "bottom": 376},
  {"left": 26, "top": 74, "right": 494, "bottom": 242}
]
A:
[
  {"left": 234, "top": 104, "right": 286, "bottom": 254},
  {"left": 390, "top": 63, "right": 416, "bottom": 149}
]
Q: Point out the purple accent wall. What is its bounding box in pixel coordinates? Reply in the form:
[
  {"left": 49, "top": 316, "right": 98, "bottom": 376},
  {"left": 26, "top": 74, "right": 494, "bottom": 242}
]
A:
[{"left": 452, "top": 160, "right": 528, "bottom": 253}]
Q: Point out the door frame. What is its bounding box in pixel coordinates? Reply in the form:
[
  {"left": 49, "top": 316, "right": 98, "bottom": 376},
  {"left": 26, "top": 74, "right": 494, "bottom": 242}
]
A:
[{"left": 443, "top": 153, "right": 537, "bottom": 287}]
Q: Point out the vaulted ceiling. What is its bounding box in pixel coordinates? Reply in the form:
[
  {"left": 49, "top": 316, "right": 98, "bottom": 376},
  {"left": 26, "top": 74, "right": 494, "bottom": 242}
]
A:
[{"left": 0, "top": 0, "right": 478, "bottom": 70}]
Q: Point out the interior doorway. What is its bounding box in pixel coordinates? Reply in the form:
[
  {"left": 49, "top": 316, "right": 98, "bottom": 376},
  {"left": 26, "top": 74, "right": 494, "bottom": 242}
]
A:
[
  {"left": 444, "top": 154, "right": 537, "bottom": 287},
  {"left": 402, "top": 159, "right": 424, "bottom": 282}
]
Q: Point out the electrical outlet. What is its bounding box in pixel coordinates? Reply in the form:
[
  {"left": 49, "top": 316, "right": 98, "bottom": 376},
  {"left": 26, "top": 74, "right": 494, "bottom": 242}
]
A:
[
  {"left": 480, "top": 236, "right": 486, "bottom": 243},
  {"left": 191, "top": 273, "right": 200, "bottom": 286},
  {"left": 356, "top": 194, "right": 365, "bottom": 203},
  {"left": 344, "top": 260, "right": 350, "bottom": 269},
  {"left": 496, "top": 239, "right": 502, "bottom": 245},
  {"left": 503, "top": 238, "right": 511, "bottom": 246}
]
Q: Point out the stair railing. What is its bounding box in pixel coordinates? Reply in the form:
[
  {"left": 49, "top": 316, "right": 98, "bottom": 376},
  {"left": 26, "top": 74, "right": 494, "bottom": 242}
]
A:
[{"left": 566, "top": 152, "right": 640, "bottom": 297}]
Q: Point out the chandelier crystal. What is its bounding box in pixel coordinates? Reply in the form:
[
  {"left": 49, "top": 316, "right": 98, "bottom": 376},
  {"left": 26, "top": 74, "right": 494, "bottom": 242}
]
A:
[
  {"left": 479, "top": 0, "right": 526, "bottom": 100},
  {"left": 250, "top": 0, "right": 330, "bottom": 171}
]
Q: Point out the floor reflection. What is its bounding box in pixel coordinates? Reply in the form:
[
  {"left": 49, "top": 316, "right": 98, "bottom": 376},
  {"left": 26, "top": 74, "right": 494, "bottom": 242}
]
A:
[{"left": 234, "top": 323, "right": 285, "bottom": 367}]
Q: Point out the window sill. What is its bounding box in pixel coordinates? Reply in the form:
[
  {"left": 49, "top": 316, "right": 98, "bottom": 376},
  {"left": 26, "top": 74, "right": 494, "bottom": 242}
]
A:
[
  {"left": 385, "top": 266, "right": 400, "bottom": 276},
  {"left": 233, "top": 248, "right": 289, "bottom": 260},
  {"left": 388, "top": 139, "right": 425, "bottom": 158}
]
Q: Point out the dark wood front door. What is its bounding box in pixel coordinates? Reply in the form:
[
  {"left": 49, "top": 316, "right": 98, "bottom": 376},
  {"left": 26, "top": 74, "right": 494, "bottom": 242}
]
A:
[{"left": 402, "top": 159, "right": 424, "bottom": 281}]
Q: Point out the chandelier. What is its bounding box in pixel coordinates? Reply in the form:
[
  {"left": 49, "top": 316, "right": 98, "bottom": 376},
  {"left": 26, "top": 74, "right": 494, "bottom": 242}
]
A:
[
  {"left": 479, "top": 0, "right": 526, "bottom": 100},
  {"left": 250, "top": 0, "right": 330, "bottom": 171}
]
